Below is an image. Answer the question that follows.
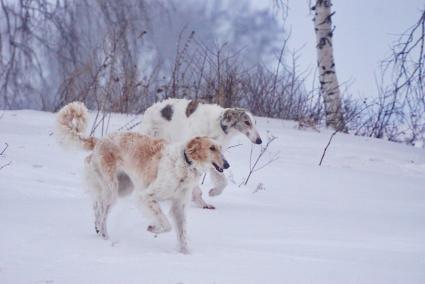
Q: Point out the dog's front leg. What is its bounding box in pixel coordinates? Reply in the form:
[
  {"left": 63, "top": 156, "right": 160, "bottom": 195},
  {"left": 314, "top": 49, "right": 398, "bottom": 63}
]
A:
[
  {"left": 209, "top": 168, "right": 227, "bottom": 197},
  {"left": 138, "top": 193, "right": 171, "bottom": 234},
  {"left": 171, "top": 199, "right": 189, "bottom": 254},
  {"left": 192, "top": 186, "right": 215, "bottom": 209}
]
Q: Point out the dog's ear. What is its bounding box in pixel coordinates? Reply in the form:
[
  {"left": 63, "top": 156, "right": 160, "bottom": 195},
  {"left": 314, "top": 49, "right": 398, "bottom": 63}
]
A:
[
  {"left": 186, "top": 137, "right": 208, "bottom": 162},
  {"left": 223, "top": 108, "right": 245, "bottom": 123}
]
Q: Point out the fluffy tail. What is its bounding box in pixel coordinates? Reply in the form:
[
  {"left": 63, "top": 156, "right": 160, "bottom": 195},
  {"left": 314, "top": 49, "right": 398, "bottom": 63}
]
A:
[{"left": 56, "top": 101, "right": 98, "bottom": 151}]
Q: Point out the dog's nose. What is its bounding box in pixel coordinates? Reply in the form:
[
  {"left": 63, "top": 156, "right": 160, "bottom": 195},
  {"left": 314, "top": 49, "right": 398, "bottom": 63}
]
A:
[
  {"left": 223, "top": 160, "right": 230, "bottom": 169},
  {"left": 255, "top": 137, "right": 262, "bottom": 144}
]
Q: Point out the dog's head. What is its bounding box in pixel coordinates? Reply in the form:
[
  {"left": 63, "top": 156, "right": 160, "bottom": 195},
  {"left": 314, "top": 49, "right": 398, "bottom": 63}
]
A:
[
  {"left": 185, "top": 137, "right": 229, "bottom": 172},
  {"left": 221, "top": 108, "right": 262, "bottom": 144}
]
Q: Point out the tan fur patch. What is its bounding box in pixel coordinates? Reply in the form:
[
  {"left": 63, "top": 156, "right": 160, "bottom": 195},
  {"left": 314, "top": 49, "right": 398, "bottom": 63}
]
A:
[
  {"left": 84, "top": 132, "right": 167, "bottom": 186},
  {"left": 209, "top": 144, "right": 224, "bottom": 166},
  {"left": 97, "top": 141, "right": 121, "bottom": 182},
  {"left": 82, "top": 136, "right": 98, "bottom": 151},
  {"left": 57, "top": 101, "right": 88, "bottom": 133},
  {"left": 185, "top": 137, "right": 225, "bottom": 168},
  {"left": 186, "top": 137, "right": 209, "bottom": 162},
  {"left": 117, "top": 133, "right": 165, "bottom": 184},
  {"left": 56, "top": 101, "right": 98, "bottom": 150}
]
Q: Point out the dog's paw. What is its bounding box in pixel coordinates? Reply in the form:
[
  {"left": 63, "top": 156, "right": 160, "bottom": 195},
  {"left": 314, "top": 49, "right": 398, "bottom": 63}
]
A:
[
  {"left": 179, "top": 246, "right": 190, "bottom": 255},
  {"left": 97, "top": 231, "right": 109, "bottom": 240},
  {"left": 147, "top": 225, "right": 160, "bottom": 234},
  {"left": 209, "top": 187, "right": 224, "bottom": 197},
  {"left": 95, "top": 226, "right": 109, "bottom": 239},
  {"left": 147, "top": 223, "right": 171, "bottom": 234},
  {"left": 202, "top": 204, "right": 215, "bottom": 210}
]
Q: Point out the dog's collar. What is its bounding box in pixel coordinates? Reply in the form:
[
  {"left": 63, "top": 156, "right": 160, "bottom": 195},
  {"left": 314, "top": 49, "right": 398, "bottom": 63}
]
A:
[{"left": 183, "top": 151, "right": 192, "bottom": 166}]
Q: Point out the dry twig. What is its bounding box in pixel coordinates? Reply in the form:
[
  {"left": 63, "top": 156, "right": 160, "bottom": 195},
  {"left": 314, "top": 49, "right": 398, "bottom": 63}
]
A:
[
  {"left": 240, "top": 133, "right": 279, "bottom": 186},
  {"left": 0, "top": 142, "right": 11, "bottom": 170}
]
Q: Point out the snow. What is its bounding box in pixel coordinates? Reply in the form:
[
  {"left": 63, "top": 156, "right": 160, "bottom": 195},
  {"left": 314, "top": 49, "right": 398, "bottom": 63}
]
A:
[{"left": 1, "top": 110, "right": 424, "bottom": 284}]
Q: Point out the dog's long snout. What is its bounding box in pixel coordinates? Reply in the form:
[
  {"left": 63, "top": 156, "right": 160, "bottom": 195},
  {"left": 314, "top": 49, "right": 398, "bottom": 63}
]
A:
[
  {"left": 223, "top": 159, "right": 230, "bottom": 169},
  {"left": 247, "top": 129, "right": 262, "bottom": 145}
]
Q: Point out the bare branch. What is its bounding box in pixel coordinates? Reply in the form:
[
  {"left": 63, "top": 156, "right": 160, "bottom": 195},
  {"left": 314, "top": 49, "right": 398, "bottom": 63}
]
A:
[
  {"left": 0, "top": 142, "right": 8, "bottom": 155},
  {"left": 240, "top": 134, "right": 279, "bottom": 186},
  {"left": 0, "top": 142, "right": 11, "bottom": 170},
  {"left": 318, "top": 130, "right": 337, "bottom": 166}
]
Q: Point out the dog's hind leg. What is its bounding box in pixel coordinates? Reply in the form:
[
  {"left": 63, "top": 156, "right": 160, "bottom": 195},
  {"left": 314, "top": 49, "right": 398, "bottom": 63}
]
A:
[
  {"left": 192, "top": 186, "right": 215, "bottom": 209},
  {"left": 90, "top": 168, "right": 118, "bottom": 239},
  {"left": 93, "top": 197, "right": 113, "bottom": 239},
  {"left": 87, "top": 184, "right": 113, "bottom": 239},
  {"left": 85, "top": 152, "right": 119, "bottom": 239},
  {"left": 138, "top": 193, "right": 171, "bottom": 234},
  {"left": 170, "top": 199, "right": 189, "bottom": 254},
  {"left": 93, "top": 146, "right": 121, "bottom": 239},
  {"left": 85, "top": 158, "right": 108, "bottom": 239},
  {"left": 208, "top": 169, "right": 227, "bottom": 197},
  {"left": 93, "top": 190, "right": 118, "bottom": 240}
]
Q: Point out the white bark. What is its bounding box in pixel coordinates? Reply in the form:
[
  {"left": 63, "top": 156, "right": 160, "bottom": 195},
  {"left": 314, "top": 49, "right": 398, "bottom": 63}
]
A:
[{"left": 313, "top": 0, "right": 346, "bottom": 131}]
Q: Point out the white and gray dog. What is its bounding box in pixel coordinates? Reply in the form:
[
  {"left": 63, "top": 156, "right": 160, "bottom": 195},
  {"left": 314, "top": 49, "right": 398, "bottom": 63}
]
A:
[{"left": 140, "top": 98, "right": 262, "bottom": 209}]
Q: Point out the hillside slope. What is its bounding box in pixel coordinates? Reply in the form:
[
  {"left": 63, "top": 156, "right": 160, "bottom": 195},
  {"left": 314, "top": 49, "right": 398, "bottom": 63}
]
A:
[{"left": 0, "top": 110, "right": 424, "bottom": 284}]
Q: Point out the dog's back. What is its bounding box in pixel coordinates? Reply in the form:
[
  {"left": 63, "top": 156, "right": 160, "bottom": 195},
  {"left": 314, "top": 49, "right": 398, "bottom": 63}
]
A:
[{"left": 140, "top": 98, "right": 224, "bottom": 143}]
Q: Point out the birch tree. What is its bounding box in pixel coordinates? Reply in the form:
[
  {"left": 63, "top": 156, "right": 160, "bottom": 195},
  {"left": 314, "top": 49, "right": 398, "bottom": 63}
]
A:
[{"left": 312, "top": 0, "right": 346, "bottom": 131}]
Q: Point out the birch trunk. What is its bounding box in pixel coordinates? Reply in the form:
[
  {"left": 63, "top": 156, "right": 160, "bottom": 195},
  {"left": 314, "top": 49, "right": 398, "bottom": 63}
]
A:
[{"left": 313, "top": 0, "right": 346, "bottom": 131}]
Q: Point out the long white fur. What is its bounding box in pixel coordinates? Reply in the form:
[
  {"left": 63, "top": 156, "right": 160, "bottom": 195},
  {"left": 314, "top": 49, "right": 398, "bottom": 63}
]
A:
[
  {"left": 56, "top": 102, "right": 223, "bottom": 254},
  {"left": 140, "top": 98, "right": 261, "bottom": 208},
  {"left": 141, "top": 98, "right": 260, "bottom": 145}
]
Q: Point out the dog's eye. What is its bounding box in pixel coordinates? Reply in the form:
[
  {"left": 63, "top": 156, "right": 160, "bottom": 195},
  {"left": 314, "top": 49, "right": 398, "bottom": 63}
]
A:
[
  {"left": 244, "top": 121, "right": 251, "bottom": 126},
  {"left": 210, "top": 146, "right": 216, "bottom": 151}
]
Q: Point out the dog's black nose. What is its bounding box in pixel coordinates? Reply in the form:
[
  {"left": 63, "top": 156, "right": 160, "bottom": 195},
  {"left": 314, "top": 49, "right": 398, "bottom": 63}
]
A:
[
  {"left": 255, "top": 137, "right": 262, "bottom": 144},
  {"left": 223, "top": 160, "right": 230, "bottom": 169}
]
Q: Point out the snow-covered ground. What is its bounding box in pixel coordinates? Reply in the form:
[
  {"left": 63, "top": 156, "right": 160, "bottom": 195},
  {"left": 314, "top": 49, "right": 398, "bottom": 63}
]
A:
[{"left": 1, "top": 110, "right": 424, "bottom": 284}]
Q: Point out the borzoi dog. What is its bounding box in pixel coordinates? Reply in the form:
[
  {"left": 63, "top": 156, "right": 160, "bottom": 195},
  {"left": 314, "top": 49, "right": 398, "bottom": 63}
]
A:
[
  {"left": 140, "top": 98, "right": 262, "bottom": 209},
  {"left": 56, "top": 102, "right": 229, "bottom": 253}
]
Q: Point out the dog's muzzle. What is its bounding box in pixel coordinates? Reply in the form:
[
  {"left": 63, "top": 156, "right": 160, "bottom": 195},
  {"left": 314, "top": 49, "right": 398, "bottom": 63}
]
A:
[{"left": 212, "top": 159, "right": 230, "bottom": 173}]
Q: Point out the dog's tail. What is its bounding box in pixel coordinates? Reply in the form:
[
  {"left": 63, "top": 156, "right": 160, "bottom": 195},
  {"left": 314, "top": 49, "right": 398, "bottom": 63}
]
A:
[{"left": 56, "top": 101, "right": 98, "bottom": 151}]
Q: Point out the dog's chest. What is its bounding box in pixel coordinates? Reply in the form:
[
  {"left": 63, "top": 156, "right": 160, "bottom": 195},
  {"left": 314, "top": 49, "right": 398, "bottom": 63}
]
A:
[
  {"left": 155, "top": 167, "right": 200, "bottom": 199},
  {"left": 172, "top": 170, "right": 199, "bottom": 194}
]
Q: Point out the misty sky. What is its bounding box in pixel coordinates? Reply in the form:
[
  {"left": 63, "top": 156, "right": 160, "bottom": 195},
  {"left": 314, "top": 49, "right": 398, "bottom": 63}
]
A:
[{"left": 256, "top": 0, "right": 424, "bottom": 98}]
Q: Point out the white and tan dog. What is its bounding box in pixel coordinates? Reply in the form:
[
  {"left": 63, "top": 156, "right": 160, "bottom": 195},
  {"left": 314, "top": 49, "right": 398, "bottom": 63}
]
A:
[
  {"left": 56, "top": 102, "right": 229, "bottom": 253},
  {"left": 140, "top": 98, "right": 262, "bottom": 209}
]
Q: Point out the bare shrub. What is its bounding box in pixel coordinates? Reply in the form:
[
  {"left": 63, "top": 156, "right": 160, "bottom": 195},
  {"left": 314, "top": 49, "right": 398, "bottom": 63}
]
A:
[
  {"left": 347, "top": 10, "right": 425, "bottom": 146},
  {"left": 0, "top": 0, "right": 325, "bottom": 136},
  {"left": 151, "top": 36, "right": 323, "bottom": 123},
  {"left": 1, "top": 0, "right": 287, "bottom": 112},
  {"left": 239, "top": 133, "right": 279, "bottom": 186}
]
